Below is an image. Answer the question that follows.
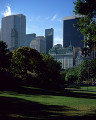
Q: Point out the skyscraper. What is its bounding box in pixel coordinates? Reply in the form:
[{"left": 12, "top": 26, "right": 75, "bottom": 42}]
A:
[
  {"left": 25, "top": 33, "right": 36, "bottom": 47},
  {"left": 1, "top": 14, "right": 26, "bottom": 51},
  {"left": 45, "top": 28, "right": 54, "bottom": 54},
  {"left": 63, "top": 15, "right": 84, "bottom": 49},
  {"left": 30, "top": 36, "right": 45, "bottom": 53}
]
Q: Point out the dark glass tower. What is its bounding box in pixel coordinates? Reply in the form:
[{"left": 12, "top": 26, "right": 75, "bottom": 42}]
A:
[
  {"left": 45, "top": 28, "right": 54, "bottom": 54},
  {"left": 63, "top": 15, "right": 84, "bottom": 49}
]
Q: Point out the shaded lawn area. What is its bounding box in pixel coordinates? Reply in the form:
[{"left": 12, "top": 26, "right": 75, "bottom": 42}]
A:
[
  {"left": 81, "top": 86, "right": 96, "bottom": 91},
  {"left": 0, "top": 86, "right": 96, "bottom": 120}
]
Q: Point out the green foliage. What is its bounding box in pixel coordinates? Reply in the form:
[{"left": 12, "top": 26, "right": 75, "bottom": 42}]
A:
[
  {"left": 73, "top": 0, "right": 96, "bottom": 16},
  {"left": 77, "top": 60, "right": 96, "bottom": 81},
  {"left": 41, "top": 53, "right": 62, "bottom": 88},
  {"left": 0, "top": 41, "right": 10, "bottom": 70},
  {"left": 77, "top": 16, "right": 96, "bottom": 55},
  {"left": 10, "top": 47, "right": 43, "bottom": 80},
  {"left": 65, "top": 68, "right": 78, "bottom": 84},
  {"left": 64, "top": 59, "right": 96, "bottom": 85},
  {"left": 73, "top": 0, "right": 96, "bottom": 56},
  {"left": 9, "top": 47, "right": 62, "bottom": 88},
  {"left": 60, "top": 70, "right": 66, "bottom": 82}
]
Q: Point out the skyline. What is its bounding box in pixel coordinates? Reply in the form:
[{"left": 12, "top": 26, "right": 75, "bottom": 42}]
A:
[{"left": 0, "top": 0, "right": 76, "bottom": 45}]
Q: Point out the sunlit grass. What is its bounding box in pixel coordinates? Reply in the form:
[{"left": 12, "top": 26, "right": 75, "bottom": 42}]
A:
[
  {"left": 0, "top": 86, "right": 96, "bottom": 118},
  {"left": 81, "top": 86, "right": 96, "bottom": 91}
]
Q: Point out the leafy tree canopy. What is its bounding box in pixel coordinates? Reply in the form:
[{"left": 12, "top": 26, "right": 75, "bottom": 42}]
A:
[
  {"left": 41, "top": 53, "right": 62, "bottom": 86},
  {"left": 77, "top": 60, "right": 96, "bottom": 81},
  {"left": 73, "top": 0, "right": 96, "bottom": 56},
  {"left": 65, "top": 68, "right": 78, "bottom": 84},
  {"left": 0, "top": 41, "right": 10, "bottom": 70},
  {"left": 10, "top": 47, "right": 43, "bottom": 79},
  {"left": 74, "top": 0, "right": 96, "bottom": 17}
]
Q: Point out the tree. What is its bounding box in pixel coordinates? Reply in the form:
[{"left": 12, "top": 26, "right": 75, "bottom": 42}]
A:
[
  {"left": 73, "top": 0, "right": 96, "bottom": 57},
  {"left": 0, "top": 41, "right": 10, "bottom": 70},
  {"left": 60, "top": 70, "right": 66, "bottom": 84},
  {"left": 65, "top": 68, "right": 78, "bottom": 84},
  {"left": 74, "top": 0, "right": 96, "bottom": 16},
  {"left": 41, "top": 53, "right": 62, "bottom": 88},
  {"left": 10, "top": 47, "right": 43, "bottom": 80},
  {"left": 77, "top": 60, "right": 96, "bottom": 83}
]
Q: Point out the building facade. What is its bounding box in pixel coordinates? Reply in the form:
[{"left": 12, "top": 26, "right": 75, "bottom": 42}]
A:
[
  {"left": 73, "top": 47, "right": 82, "bottom": 65},
  {"left": 75, "top": 51, "right": 84, "bottom": 66},
  {"left": 30, "top": 36, "right": 45, "bottom": 53},
  {"left": 1, "top": 14, "right": 26, "bottom": 51},
  {"left": 49, "top": 45, "right": 73, "bottom": 69},
  {"left": 25, "top": 33, "right": 36, "bottom": 47},
  {"left": 45, "top": 28, "right": 54, "bottom": 54},
  {"left": 63, "top": 15, "right": 84, "bottom": 49}
]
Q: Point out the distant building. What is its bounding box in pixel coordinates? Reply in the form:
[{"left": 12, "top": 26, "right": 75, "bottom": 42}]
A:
[
  {"left": 63, "top": 15, "right": 84, "bottom": 49},
  {"left": 73, "top": 47, "right": 82, "bottom": 65},
  {"left": 49, "top": 45, "right": 73, "bottom": 69},
  {"left": 1, "top": 14, "right": 26, "bottom": 51},
  {"left": 30, "top": 36, "right": 45, "bottom": 53},
  {"left": 54, "top": 44, "right": 62, "bottom": 49},
  {"left": 45, "top": 28, "right": 54, "bottom": 54},
  {"left": 75, "top": 51, "right": 84, "bottom": 66},
  {"left": 25, "top": 33, "right": 36, "bottom": 47}
]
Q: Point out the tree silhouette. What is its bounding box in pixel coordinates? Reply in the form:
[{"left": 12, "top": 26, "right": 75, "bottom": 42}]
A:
[
  {"left": 0, "top": 41, "right": 10, "bottom": 70},
  {"left": 73, "top": 0, "right": 96, "bottom": 57}
]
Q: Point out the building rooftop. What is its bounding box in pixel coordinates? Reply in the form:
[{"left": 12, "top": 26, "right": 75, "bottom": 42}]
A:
[
  {"left": 63, "top": 15, "right": 84, "bottom": 20},
  {"left": 49, "top": 45, "right": 73, "bottom": 54},
  {"left": 2, "top": 14, "right": 26, "bottom": 19}
]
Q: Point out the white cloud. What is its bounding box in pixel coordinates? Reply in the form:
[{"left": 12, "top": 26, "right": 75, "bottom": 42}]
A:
[
  {"left": 3, "top": 6, "right": 12, "bottom": 17},
  {"left": 45, "top": 16, "right": 50, "bottom": 20},
  {"left": 51, "top": 14, "right": 57, "bottom": 21},
  {"left": 57, "top": 19, "right": 62, "bottom": 23},
  {"left": 36, "top": 16, "right": 43, "bottom": 22}
]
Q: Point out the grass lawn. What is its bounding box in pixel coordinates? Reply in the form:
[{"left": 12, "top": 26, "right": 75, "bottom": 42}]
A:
[
  {"left": 81, "top": 86, "right": 96, "bottom": 91},
  {"left": 0, "top": 86, "right": 96, "bottom": 120}
]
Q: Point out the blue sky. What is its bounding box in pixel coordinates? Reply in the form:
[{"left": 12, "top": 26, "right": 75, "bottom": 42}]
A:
[{"left": 0, "top": 0, "right": 76, "bottom": 45}]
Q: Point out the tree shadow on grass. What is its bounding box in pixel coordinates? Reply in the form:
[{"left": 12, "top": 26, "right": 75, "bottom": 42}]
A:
[
  {"left": 0, "top": 96, "right": 96, "bottom": 120},
  {"left": 0, "top": 96, "right": 77, "bottom": 120},
  {"left": 0, "top": 69, "right": 96, "bottom": 100},
  {"left": 8, "top": 85, "right": 96, "bottom": 100}
]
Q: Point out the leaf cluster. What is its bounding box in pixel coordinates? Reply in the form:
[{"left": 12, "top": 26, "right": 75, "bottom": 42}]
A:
[
  {"left": 73, "top": 0, "right": 96, "bottom": 56},
  {"left": 77, "top": 60, "right": 96, "bottom": 81},
  {"left": 41, "top": 53, "right": 61, "bottom": 85},
  {"left": 74, "top": 0, "right": 96, "bottom": 17},
  {"left": 0, "top": 41, "right": 10, "bottom": 70}
]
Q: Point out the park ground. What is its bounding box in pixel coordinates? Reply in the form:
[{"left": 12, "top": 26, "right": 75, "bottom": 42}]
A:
[{"left": 0, "top": 86, "right": 96, "bottom": 120}]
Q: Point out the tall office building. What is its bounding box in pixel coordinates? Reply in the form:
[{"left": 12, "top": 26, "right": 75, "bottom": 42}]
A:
[
  {"left": 45, "top": 28, "right": 54, "bottom": 54},
  {"left": 25, "top": 33, "right": 36, "bottom": 47},
  {"left": 63, "top": 15, "right": 84, "bottom": 49},
  {"left": 1, "top": 14, "right": 26, "bottom": 51},
  {"left": 30, "top": 36, "right": 45, "bottom": 53}
]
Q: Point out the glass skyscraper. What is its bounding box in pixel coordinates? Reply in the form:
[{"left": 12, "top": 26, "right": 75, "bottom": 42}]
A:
[
  {"left": 45, "top": 28, "right": 54, "bottom": 54},
  {"left": 26, "top": 33, "right": 36, "bottom": 47},
  {"left": 63, "top": 15, "right": 84, "bottom": 49},
  {"left": 1, "top": 14, "right": 26, "bottom": 51}
]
